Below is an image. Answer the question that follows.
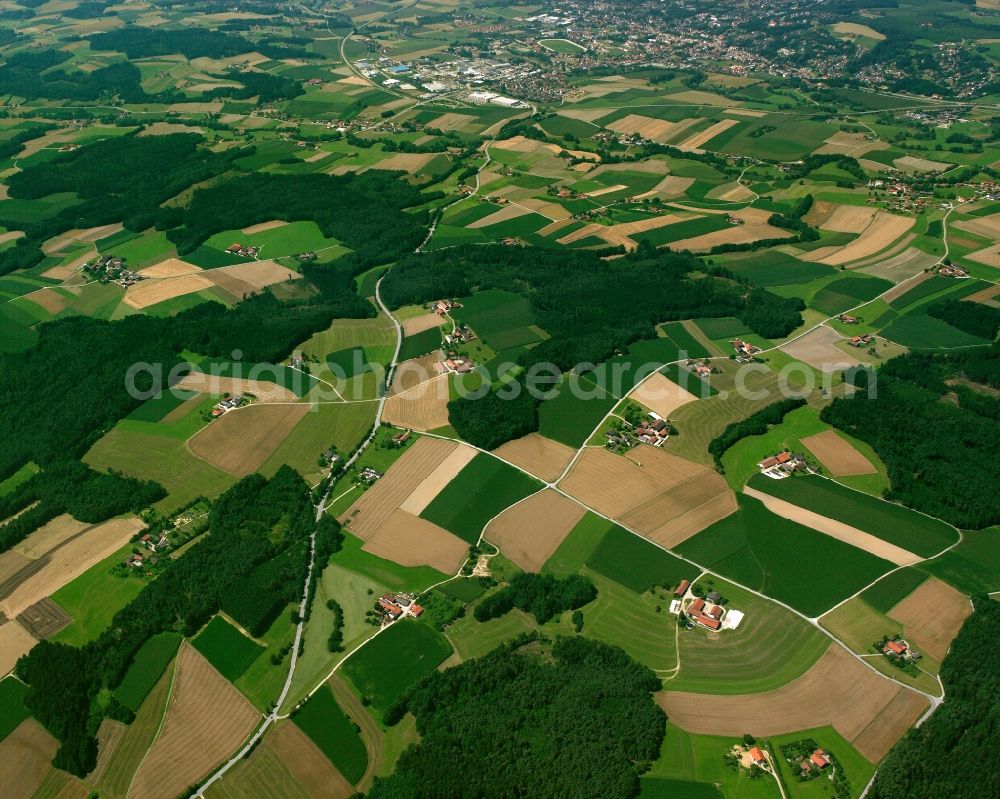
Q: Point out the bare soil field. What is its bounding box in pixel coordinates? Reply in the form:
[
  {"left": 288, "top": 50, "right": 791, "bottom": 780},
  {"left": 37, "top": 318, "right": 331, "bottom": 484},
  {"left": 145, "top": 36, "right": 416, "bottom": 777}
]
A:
[
  {"left": 0, "top": 517, "right": 143, "bottom": 620},
  {"left": 175, "top": 372, "right": 298, "bottom": 402},
  {"left": 677, "top": 119, "right": 740, "bottom": 150},
  {"left": 0, "top": 618, "right": 37, "bottom": 676},
  {"left": 620, "top": 474, "right": 736, "bottom": 549},
  {"left": 13, "top": 513, "right": 89, "bottom": 559},
  {"left": 207, "top": 260, "right": 299, "bottom": 296},
  {"left": 810, "top": 212, "right": 915, "bottom": 266},
  {"left": 467, "top": 203, "right": 532, "bottom": 229},
  {"left": 631, "top": 372, "right": 698, "bottom": 418},
  {"left": 858, "top": 247, "right": 938, "bottom": 282},
  {"left": 399, "top": 444, "right": 478, "bottom": 516},
  {"left": 803, "top": 200, "right": 837, "bottom": 228},
  {"left": 0, "top": 719, "right": 59, "bottom": 799},
  {"left": 401, "top": 312, "right": 444, "bottom": 336},
  {"left": 130, "top": 644, "right": 259, "bottom": 799},
  {"left": 893, "top": 155, "right": 952, "bottom": 174},
  {"left": 821, "top": 205, "right": 878, "bottom": 234},
  {"left": 390, "top": 352, "right": 443, "bottom": 395},
  {"left": 188, "top": 403, "right": 310, "bottom": 477},
  {"left": 635, "top": 175, "right": 696, "bottom": 200},
  {"left": 138, "top": 258, "right": 202, "bottom": 279},
  {"left": 381, "top": 373, "right": 451, "bottom": 431},
  {"left": 964, "top": 244, "right": 1000, "bottom": 269},
  {"left": 800, "top": 430, "right": 876, "bottom": 476},
  {"left": 26, "top": 288, "right": 73, "bottom": 315},
  {"left": 668, "top": 223, "right": 792, "bottom": 253},
  {"left": 889, "top": 577, "right": 971, "bottom": 661},
  {"left": 371, "top": 153, "right": 436, "bottom": 173},
  {"left": 962, "top": 282, "right": 1000, "bottom": 305},
  {"left": 558, "top": 213, "right": 691, "bottom": 249},
  {"left": 340, "top": 438, "right": 458, "bottom": 539},
  {"left": 955, "top": 212, "right": 1000, "bottom": 240},
  {"left": 17, "top": 597, "right": 72, "bottom": 638},
  {"left": 123, "top": 273, "right": 214, "bottom": 310},
  {"left": 657, "top": 644, "right": 927, "bottom": 762},
  {"left": 493, "top": 434, "right": 576, "bottom": 483},
  {"left": 882, "top": 271, "right": 934, "bottom": 303},
  {"left": 606, "top": 114, "right": 688, "bottom": 143},
  {"left": 362, "top": 509, "right": 468, "bottom": 573},
  {"left": 743, "top": 486, "right": 918, "bottom": 566},
  {"left": 782, "top": 327, "right": 861, "bottom": 374},
  {"left": 485, "top": 490, "right": 585, "bottom": 571}
]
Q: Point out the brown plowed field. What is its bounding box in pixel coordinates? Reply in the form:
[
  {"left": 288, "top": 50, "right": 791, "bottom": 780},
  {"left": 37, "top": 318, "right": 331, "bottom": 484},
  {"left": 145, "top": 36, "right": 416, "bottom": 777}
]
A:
[
  {"left": 381, "top": 374, "right": 451, "bottom": 431},
  {"left": 13, "top": 513, "right": 89, "bottom": 559},
  {"left": 800, "top": 430, "right": 876, "bottom": 476},
  {"left": 0, "top": 719, "right": 59, "bottom": 799},
  {"left": 631, "top": 372, "right": 698, "bottom": 418},
  {"left": 657, "top": 645, "right": 928, "bottom": 762},
  {"left": 620, "top": 474, "right": 736, "bottom": 549},
  {"left": 401, "top": 312, "right": 444, "bottom": 336},
  {"left": 188, "top": 403, "right": 310, "bottom": 476},
  {"left": 362, "top": 509, "right": 469, "bottom": 574},
  {"left": 889, "top": 577, "right": 972, "bottom": 661},
  {"left": 398, "top": 445, "right": 478, "bottom": 516},
  {"left": 129, "top": 644, "right": 259, "bottom": 799},
  {"left": 485, "top": 490, "right": 585, "bottom": 571},
  {"left": 175, "top": 373, "right": 298, "bottom": 402},
  {"left": 493, "top": 434, "right": 576, "bottom": 482},
  {"left": 340, "top": 437, "right": 458, "bottom": 539},
  {"left": 268, "top": 721, "right": 355, "bottom": 798},
  {"left": 17, "top": 597, "right": 72, "bottom": 638},
  {"left": 390, "top": 352, "right": 443, "bottom": 395}
]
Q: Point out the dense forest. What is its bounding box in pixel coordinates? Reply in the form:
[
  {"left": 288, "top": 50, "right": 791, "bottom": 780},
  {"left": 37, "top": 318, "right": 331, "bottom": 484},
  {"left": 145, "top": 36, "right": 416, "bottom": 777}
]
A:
[
  {"left": 927, "top": 298, "right": 1000, "bottom": 341},
  {"left": 16, "top": 467, "right": 335, "bottom": 776},
  {"left": 709, "top": 398, "right": 808, "bottom": 470},
  {"left": 474, "top": 573, "right": 597, "bottom": 624},
  {"left": 0, "top": 50, "right": 158, "bottom": 103},
  {"left": 447, "top": 386, "right": 539, "bottom": 450},
  {"left": 374, "top": 636, "right": 665, "bottom": 798},
  {"left": 88, "top": 26, "right": 314, "bottom": 61},
  {"left": 870, "top": 596, "right": 998, "bottom": 799},
  {"left": 383, "top": 243, "right": 804, "bottom": 373},
  {"left": 822, "top": 345, "right": 1000, "bottom": 528}
]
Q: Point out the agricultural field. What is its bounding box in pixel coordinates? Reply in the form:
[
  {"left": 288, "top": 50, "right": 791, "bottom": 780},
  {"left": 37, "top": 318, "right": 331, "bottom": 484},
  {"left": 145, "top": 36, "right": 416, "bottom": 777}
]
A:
[
  {"left": 292, "top": 684, "right": 368, "bottom": 785},
  {"left": 191, "top": 615, "right": 266, "bottom": 683}
]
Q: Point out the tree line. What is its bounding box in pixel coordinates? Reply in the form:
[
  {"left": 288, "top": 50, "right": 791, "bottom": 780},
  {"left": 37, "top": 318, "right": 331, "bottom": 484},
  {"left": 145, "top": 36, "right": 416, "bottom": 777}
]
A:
[
  {"left": 474, "top": 573, "right": 597, "bottom": 624},
  {"left": 708, "top": 398, "right": 808, "bottom": 470}
]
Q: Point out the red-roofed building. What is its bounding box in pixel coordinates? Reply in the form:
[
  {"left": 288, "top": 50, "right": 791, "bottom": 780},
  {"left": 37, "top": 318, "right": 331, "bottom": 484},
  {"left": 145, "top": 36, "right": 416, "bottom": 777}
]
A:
[
  {"left": 378, "top": 599, "right": 403, "bottom": 619},
  {"left": 674, "top": 579, "right": 691, "bottom": 597},
  {"left": 695, "top": 615, "right": 721, "bottom": 630},
  {"left": 810, "top": 750, "right": 830, "bottom": 769},
  {"left": 410, "top": 603, "right": 424, "bottom": 617},
  {"left": 749, "top": 747, "right": 767, "bottom": 766},
  {"left": 688, "top": 598, "right": 705, "bottom": 614},
  {"left": 707, "top": 605, "right": 724, "bottom": 620},
  {"left": 884, "top": 639, "right": 907, "bottom": 657}
]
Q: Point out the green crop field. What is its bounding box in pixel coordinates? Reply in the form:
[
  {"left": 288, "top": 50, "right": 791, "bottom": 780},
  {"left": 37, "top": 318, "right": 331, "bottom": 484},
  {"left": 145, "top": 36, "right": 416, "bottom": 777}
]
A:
[
  {"left": 858, "top": 568, "right": 929, "bottom": 613},
  {"left": 586, "top": 524, "right": 694, "bottom": 594},
  {"left": 809, "top": 276, "right": 893, "bottom": 316},
  {"left": 537, "top": 374, "right": 618, "bottom": 447},
  {"left": 452, "top": 288, "right": 546, "bottom": 350},
  {"left": 420, "top": 454, "right": 541, "bottom": 544},
  {"left": 195, "top": 359, "right": 318, "bottom": 397},
  {"left": 542, "top": 513, "right": 614, "bottom": 577},
  {"left": 747, "top": 474, "right": 958, "bottom": 557},
  {"left": 668, "top": 578, "right": 829, "bottom": 694},
  {"left": 0, "top": 461, "right": 38, "bottom": 497},
  {"left": 292, "top": 684, "right": 368, "bottom": 784},
  {"left": 677, "top": 495, "right": 893, "bottom": 617},
  {"left": 921, "top": 527, "right": 1000, "bottom": 595},
  {"left": 398, "top": 326, "right": 442, "bottom": 361},
  {"left": 125, "top": 390, "right": 196, "bottom": 423},
  {"left": 639, "top": 778, "right": 723, "bottom": 799},
  {"left": 51, "top": 546, "right": 147, "bottom": 645},
  {"left": 330, "top": 533, "right": 447, "bottom": 594},
  {"left": 721, "top": 406, "right": 829, "bottom": 491},
  {"left": 192, "top": 615, "right": 266, "bottom": 683},
  {"left": 693, "top": 316, "right": 750, "bottom": 340},
  {"left": 341, "top": 619, "right": 452, "bottom": 712},
  {"left": 539, "top": 37, "right": 586, "bottom": 53},
  {"left": 880, "top": 313, "right": 989, "bottom": 349},
  {"left": 114, "top": 633, "right": 183, "bottom": 712},
  {"left": 326, "top": 346, "right": 375, "bottom": 379},
  {"left": 0, "top": 677, "right": 30, "bottom": 743}
]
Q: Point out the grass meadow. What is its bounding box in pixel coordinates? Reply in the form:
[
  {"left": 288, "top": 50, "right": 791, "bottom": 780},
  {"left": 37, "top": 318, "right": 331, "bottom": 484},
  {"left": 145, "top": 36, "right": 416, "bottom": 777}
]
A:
[
  {"left": 293, "top": 684, "right": 368, "bottom": 784},
  {"left": 114, "top": 632, "right": 183, "bottom": 712},
  {"left": 192, "top": 615, "right": 266, "bottom": 683}
]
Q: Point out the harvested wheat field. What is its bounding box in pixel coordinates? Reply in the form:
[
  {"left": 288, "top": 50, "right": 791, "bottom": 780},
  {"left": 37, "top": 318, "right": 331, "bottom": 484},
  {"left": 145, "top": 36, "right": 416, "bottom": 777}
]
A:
[
  {"left": 962, "top": 282, "right": 1000, "bottom": 305},
  {"left": 13, "top": 513, "right": 88, "bottom": 559},
  {"left": 206, "top": 259, "right": 299, "bottom": 297},
  {"left": 0, "top": 517, "right": 144, "bottom": 620},
  {"left": 390, "top": 352, "right": 444, "bottom": 395},
  {"left": 17, "top": 597, "right": 72, "bottom": 638},
  {"left": 859, "top": 247, "right": 938, "bottom": 283},
  {"left": 372, "top": 153, "right": 436, "bottom": 173},
  {"left": 882, "top": 271, "right": 934, "bottom": 303},
  {"left": 677, "top": 119, "right": 740, "bottom": 150},
  {"left": 581, "top": 183, "right": 627, "bottom": 198},
  {"left": 130, "top": 644, "right": 259, "bottom": 799},
  {"left": 382, "top": 373, "right": 451, "bottom": 431},
  {"left": 493, "top": 433, "right": 576, "bottom": 483},
  {"left": 889, "top": 577, "right": 971, "bottom": 661},
  {"left": 0, "top": 550, "right": 34, "bottom": 595},
  {"left": 401, "top": 312, "right": 444, "bottom": 336},
  {"left": 123, "top": 273, "right": 214, "bottom": 310},
  {"left": 362, "top": 509, "right": 469, "bottom": 573},
  {"left": 821, "top": 205, "right": 877, "bottom": 234},
  {"left": 620, "top": 475, "right": 736, "bottom": 549},
  {"left": 340, "top": 437, "right": 459, "bottom": 539},
  {"left": 893, "top": 155, "right": 952, "bottom": 174},
  {"left": 519, "top": 197, "right": 573, "bottom": 220},
  {"left": 241, "top": 220, "right": 288, "bottom": 235},
  {"left": 832, "top": 21, "right": 886, "bottom": 39},
  {"left": 467, "top": 203, "right": 532, "bottom": 229},
  {"left": 743, "top": 486, "right": 917, "bottom": 566},
  {"left": 0, "top": 618, "right": 37, "bottom": 676},
  {"left": 88, "top": 718, "right": 128, "bottom": 789},
  {"left": 485, "top": 490, "right": 585, "bottom": 571},
  {"left": 42, "top": 224, "right": 124, "bottom": 255},
  {"left": 811, "top": 212, "right": 915, "bottom": 266},
  {"left": 669, "top": 223, "right": 792, "bottom": 253},
  {"left": 814, "top": 131, "right": 889, "bottom": 157},
  {"left": 782, "top": 327, "right": 861, "bottom": 374},
  {"left": 606, "top": 114, "right": 687, "bottom": 143},
  {"left": 558, "top": 213, "right": 691, "bottom": 249},
  {"left": 188, "top": 403, "right": 310, "bottom": 476},
  {"left": 560, "top": 448, "right": 672, "bottom": 518},
  {"left": 636, "top": 175, "right": 696, "bottom": 200},
  {"left": 399, "top": 444, "right": 478, "bottom": 516},
  {"left": 176, "top": 372, "right": 298, "bottom": 402},
  {"left": 800, "top": 430, "right": 875, "bottom": 476},
  {"left": 964, "top": 244, "right": 1000, "bottom": 269},
  {"left": 267, "top": 721, "right": 355, "bottom": 799},
  {"left": 138, "top": 258, "right": 202, "bottom": 278},
  {"left": 955, "top": 211, "right": 1000, "bottom": 240},
  {"left": 708, "top": 182, "right": 755, "bottom": 202},
  {"left": 657, "top": 644, "right": 927, "bottom": 761},
  {"left": 0, "top": 719, "right": 59, "bottom": 799},
  {"left": 632, "top": 372, "right": 698, "bottom": 418},
  {"left": 425, "top": 112, "right": 477, "bottom": 131}
]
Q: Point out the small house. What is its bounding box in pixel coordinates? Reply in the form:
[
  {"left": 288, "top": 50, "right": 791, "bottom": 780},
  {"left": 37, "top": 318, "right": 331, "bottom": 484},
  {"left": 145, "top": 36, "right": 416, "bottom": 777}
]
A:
[
  {"left": 749, "top": 747, "right": 767, "bottom": 767},
  {"left": 810, "top": 749, "right": 830, "bottom": 769},
  {"left": 674, "top": 579, "right": 690, "bottom": 597}
]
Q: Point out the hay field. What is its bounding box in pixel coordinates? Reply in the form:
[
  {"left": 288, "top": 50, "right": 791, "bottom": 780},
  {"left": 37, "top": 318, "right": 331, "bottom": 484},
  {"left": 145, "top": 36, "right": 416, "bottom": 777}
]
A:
[
  {"left": 241, "top": 220, "right": 288, "bottom": 235},
  {"left": 188, "top": 403, "right": 310, "bottom": 476},
  {"left": 821, "top": 205, "right": 877, "bottom": 233},
  {"left": 0, "top": 619, "right": 36, "bottom": 676},
  {"left": 800, "top": 430, "right": 875, "bottom": 476},
  {"left": 176, "top": 373, "right": 297, "bottom": 402},
  {"left": 13, "top": 513, "right": 88, "bottom": 559},
  {"left": 811, "top": 212, "right": 915, "bottom": 266},
  {"left": 138, "top": 258, "right": 203, "bottom": 278},
  {"left": 782, "top": 326, "right": 861, "bottom": 374},
  {"left": 631, "top": 372, "right": 698, "bottom": 418},
  {"left": 0, "top": 719, "right": 59, "bottom": 799},
  {"left": 493, "top": 433, "right": 576, "bottom": 482},
  {"left": 0, "top": 550, "right": 34, "bottom": 594},
  {"left": 362, "top": 509, "right": 468, "bottom": 574},
  {"left": 371, "top": 153, "right": 436, "bottom": 173},
  {"left": 743, "top": 486, "right": 920, "bottom": 566},
  {"left": 381, "top": 373, "right": 451, "bottom": 431},
  {"left": 130, "top": 644, "right": 259, "bottom": 799},
  {"left": 893, "top": 155, "right": 952, "bottom": 174},
  {"left": 399, "top": 445, "right": 478, "bottom": 516},
  {"left": 390, "top": 352, "right": 443, "bottom": 395},
  {"left": 340, "top": 437, "right": 458, "bottom": 538},
  {"left": 484, "top": 490, "right": 585, "bottom": 571},
  {"left": 658, "top": 644, "right": 927, "bottom": 762},
  {"left": 0, "top": 517, "right": 143, "bottom": 620},
  {"left": 669, "top": 223, "right": 792, "bottom": 253},
  {"left": 677, "top": 119, "right": 740, "bottom": 150},
  {"left": 859, "top": 247, "right": 938, "bottom": 282},
  {"left": 401, "top": 312, "right": 443, "bottom": 336},
  {"left": 620, "top": 475, "right": 737, "bottom": 550},
  {"left": 123, "top": 273, "right": 214, "bottom": 310},
  {"left": 888, "top": 577, "right": 971, "bottom": 660}
]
